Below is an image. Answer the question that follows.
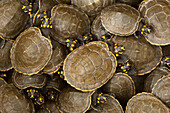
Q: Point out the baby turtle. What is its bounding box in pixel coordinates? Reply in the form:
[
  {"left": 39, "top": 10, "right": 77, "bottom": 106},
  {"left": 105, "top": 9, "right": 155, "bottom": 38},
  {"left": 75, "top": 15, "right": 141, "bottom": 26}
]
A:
[
  {"left": 139, "top": 0, "right": 170, "bottom": 45},
  {"left": 126, "top": 92, "right": 169, "bottom": 113},
  {"left": 11, "top": 27, "right": 52, "bottom": 75},
  {"left": 102, "top": 73, "right": 135, "bottom": 106},
  {"left": 101, "top": 4, "right": 141, "bottom": 36},
  {"left": 112, "top": 35, "right": 162, "bottom": 75},
  {"left": 57, "top": 86, "right": 94, "bottom": 113},
  {"left": 71, "top": 0, "right": 115, "bottom": 16},
  {"left": 64, "top": 41, "right": 117, "bottom": 91},
  {"left": 144, "top": 67, "right": 170, "bottom": 92},
  {"left": 0, "top": 38, "right": 13, "bottom": 71},
  {"left": 87, "top": 94, "right": 124, "bottom": 113},
  {"left": 0, "top": 0, "right": 29, "bottom": 39},
  {"left": 50, "top": 4, "right": 90, "bottom": 45},
  {"left": 12, "top": 71, "right": 47, "bottom": 89},
  {"left": 43, "top": 39, "right": 67, "bottom": 74},
  {"left": 0, "top": 84, "right": 35, "bottom": 113},
  {"left": 152, "top": 75, "right": 170, "bottom": 107}
]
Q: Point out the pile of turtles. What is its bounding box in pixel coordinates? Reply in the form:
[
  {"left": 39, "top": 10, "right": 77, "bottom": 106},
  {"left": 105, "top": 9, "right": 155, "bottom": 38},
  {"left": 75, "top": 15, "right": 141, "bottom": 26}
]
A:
[{"left": 0, "top": 0, "right": 169, "bottom": 112}]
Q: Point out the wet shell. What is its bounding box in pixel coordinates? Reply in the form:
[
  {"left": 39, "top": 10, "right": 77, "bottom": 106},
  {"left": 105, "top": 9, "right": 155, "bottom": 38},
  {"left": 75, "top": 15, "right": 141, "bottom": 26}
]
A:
[
  {"left": 0, "top": 78, "right": 7, "bottom": 87},
  {"left": 50, "top": 4, "right": 90, "bottom": 45},
  {"left": 139, "top": 0, "right": 170, "bottom": 45},
  {"left": 11, "top": 27, "right": 52, "bottom": 75},
  {"left": 57, "top": 86, "right": 93, "bottom": 113},
  {"left": 126, "top": 92, "right": 169, "bottom": 113},
  {"left": 101, "top": 4, "right": 141, "bottom": 36},
  {"left": 64, "top": 41, "right": 117, "bottom": 91},
  {"left": 0, "top": 39, "right": 13, "bottom": 71},
  {"left": 102, "top": 73, "right": 135, "bottom": 106},
  {"left": 12, "top": 71, "right": 47, "bottom": 89},
  {"left": 0, "top": 0, "right": 29, "bottom": 39},
  {"left": 43, "top": 39, "right": 67, "bottom": 74},
  {"left": 91, "top": 15, "right": 111, "bottom": 40},
  {"left": 112, "top": 35, "right": 162, "bottom": 75},
  {"left": 0, "top": 84, "right": 35, "bottom": 113},
  {"left": 71, "top": 0, "right": 115, "bottom": 16},
  {"left": 144, "top": 67, "right": 170, "bottom": 92},
  {"left": 152, "top": 75, "right": 170, "bottom": 107},
  {"left": 87, "top": 94, "right": 124, "bottom": 113}
]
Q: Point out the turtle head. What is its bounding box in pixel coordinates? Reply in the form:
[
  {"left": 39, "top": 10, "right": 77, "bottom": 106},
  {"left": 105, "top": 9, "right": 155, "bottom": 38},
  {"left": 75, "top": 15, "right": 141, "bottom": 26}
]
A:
[
  {"left": 65, "top": 38, "right": 78, "bottom": 52},
  {"left": 27, "top": 89, "right": 38, "bottom": 99},
  {"left": 119, "top": 62, "right": 131, "bottom": 73},
  {"left": 34, "top": 95, "right": 45, "bottom": 105},
  {"left": 113, "top": 44, "right": 125, "bottom": 57},
  {"left": 141, "top": 24, "right": 151, "bottom": 35},
  {"left": 40, "top": 17, "right": 52, "bottom": 29},
  {"left": 100, "top": 34, "right": 111, "bottom": 42},
  {"left": 160, "top": 56, "right": 170, "bottom": 68},
  {"left": 96, "top": 93, "right": 107, "bottom": 104},
  {"left": 57, "top": 65, "right": 65, "bottom": 80},
  {"left": 22, "top": 2, "right": 32, "bottom": 15},
  {"left": 37, "top": 11, "right": 47, "bottom": 19},
  {"left": 82, "top": 33, "right": 93, "bottom": 44},
  {"left": 46, "top": 90, "right": 57, "bottom": 101}
]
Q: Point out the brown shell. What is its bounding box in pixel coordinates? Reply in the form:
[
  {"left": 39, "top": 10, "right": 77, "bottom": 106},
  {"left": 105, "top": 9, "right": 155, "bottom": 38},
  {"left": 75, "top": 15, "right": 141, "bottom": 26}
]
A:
[
  {"left": 11, "top": 27, "right": 52, "bottom": 75},
  {"left": 0, "top": 0, "right": 29, "bottom": 39},
  {"left": 54, "top": 0, "right": 71, "bottom": 4},
  {"left": 117, "top": 0, "right": 142, "bottom": 7},
  {"left": 12, "top": 71, "right": 47, "bottom": 89},
  {"left": 87, "top": 94, "right": 124, "bottom": 113},
  {"left": 112, "top": 35, "right": 162, "bottom": 75},
  {"left": 91, "top": 15, "right": 111, "bottom": 40},
  {"left": 0, "top": 84, "right": 35, "bottom": 113},
  {"left": 126, "top": 92, "right": 169, "bottom": 113},
  {"left": 102, "top": 73, "right": 135, "bottom": 106},
  {"left": 37, "top": 101, "right": 60, "bottom": 113},
  {"left": 64, "top": 41, "right": 117, "bottom": 91},
  {"left": 0, "top": 78, "right": 7, "bottom": 87},
  {"left": 0, "top": 39, "right": 13, "bottom": 71},
  {"left": 71, "top": 0, "right": 115, "bottom": 16},
  {"left": 101, "top": 4, "right": 141, "bottom": 36},
  {"left": 39, "top": 0, "right": 57, "bottom": 13},
  {"left": 144, "top": 67, "right": 170, "bottom": 92},
  {"left": 152, "top": 75, "right": 170, "bottom": 107},
  {"left": 43, "top": 39, "right": 67, "bottom": 74},
  {"left": 57, "top": 86, "right": 93, "bottom": 113},
  {"left": 50, "top": 4, "right": 90, "bottom": 45},
  {"left": 139, "top": 0, "right": 170, "bottom": 45}
]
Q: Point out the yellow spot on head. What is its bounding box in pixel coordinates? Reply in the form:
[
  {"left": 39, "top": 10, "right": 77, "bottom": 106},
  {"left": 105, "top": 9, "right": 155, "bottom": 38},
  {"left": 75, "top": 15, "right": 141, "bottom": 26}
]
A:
[
  {"left": 116, "top": 54, "right": 119, "bottom": 57},
  {"left": 70, "top": 48, "right": 73, "bottom": 51},
  {"left": 71, "top": 44, "right": 75, "bottom": 47},
  {"left": 141, "top": 32, "right": 143, "bottom": 34}
]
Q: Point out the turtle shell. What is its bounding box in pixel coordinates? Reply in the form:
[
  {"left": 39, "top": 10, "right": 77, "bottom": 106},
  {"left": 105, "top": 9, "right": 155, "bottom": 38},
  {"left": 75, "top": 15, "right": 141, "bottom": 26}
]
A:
[
  {"left": 71, "top": 0, "right": 115, "bottom": 16},
  {"left": 117, "top": 0, "right": 142, "bottom": 7},
  {"left": 12, "top": 71, "right": 47, "bottom": 89},
  {"left": 101, "top": 4, "right": 141, "bottom": 36},
  {"left": 0, "top": 0, "right": 29, "bottom": 39},
  {"left": 152, "top": 75, "right": 170, "bottom": 107},
  {"left": 0, "top": 84, "right": 35, "bottom": 113},
  {"left": 57, "top": 86, "right": 93, "bottom": 113},
  {"left": 139, "top": 0, "right": 170, "bottom": 45},
  {"left": 43, "top": 39, "right": 67, "bottom": 74},
  {"left": 112, "top": 35, "right": 162, "bottom": 75},
  {"left": 39, "top": 0, "right": 57, "bottom": 13},
  {"left": 102, "top": 73, "right": 135, "bottom": 106},
  {"left": 11, "top": 27, "right": 52, "bottom": 75},
  {"left": 126, "top": 92, "right": 169, "bottom": 113},
  {"left": 50, "top": 4, "right": 90, "bottom": 45},
  {"left": 54, "top": 0, "right": 71, "bottom": 4},
  {"left": 0, "top": 39, "right": 13, "bottom": 71},
  {"left": 144, "top": 67, "right": 170, "bottom": 92},
  {"left": 87, "top": 94, "right": 124, "bottom": 113},
  {"left": 91, "top": 15, "right": 111, "bottom": 40},
  {"left": 64, "top": 41, "right": 117, "bottom": 91},
  {"left": 0, "top": 78, "right": 7, "bottom": 87}
]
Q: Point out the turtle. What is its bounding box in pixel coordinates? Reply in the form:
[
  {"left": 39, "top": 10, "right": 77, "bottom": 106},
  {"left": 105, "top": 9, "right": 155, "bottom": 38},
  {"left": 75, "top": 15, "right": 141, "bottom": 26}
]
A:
[
  {"left": 144, "top": 67, "right": 170, "bottom": 92},
  {"left": 91, "top": 15, "right": 111, "bottom": 41},
  {"left": 87, "top": 94, "right": 124, "bottom": 113},
  {"left": 0, "top": 0, "right": 29, "bottom": 39},
  {"left": 102, "top": 73, "right": 135, "bottom": 107},
  {"left": 12, "top": 71, "right": 47, "bottom": 89},
  {"left": 0, "top": 38, "right": 13, "bottom": 71},
  {"left": 112, "top": 35, "right": 162, "bottom": 75},
  {"left": 11, "top": 27, "right": 52, "bottom": 75},
  {"left": 33, "top": 93, "right": 45, "bottom": 105},
  {"left": 50, "top": 4, "right": 90, "bottom": 45},
  {"left": 116, "top": 0, "right": 143, "bottom": 7},
  {"left": 0, "top": 77, "right": 7, "bottom": 87},
  {"left": 0, "top": 84, "right": 35, "bottom": 113},
  {"left": 43, "top": 38, "right": 68, "bottom": 74},
  {"left": 138, "top": 0, "right": 170, "bottom": 45},
  {"left": 160, "top": 56, "right": 170, "bottom": 69},
  {"left": 126, "top": 92, "right": 169, "bottom": 113},
  {"left": 63, "top": 41, "right": 117, "bottom": 91},
  {"left": 152, "top": 75, "right": 170, "bottom": 107},
  {"left": 71, "top": 0, "right": 115, "bottom": 17},
  {"left": 57, "top": 86, "right": 94, "bottom": 113},
  {"left": 101, "top": 4, "right": 151, "bottom": 36},
  {"left": 54, "top": 0, "right": 71, "bottom": 4},
  {"left": 37, "top": 101, "right": 60, "bottom": 113}
]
